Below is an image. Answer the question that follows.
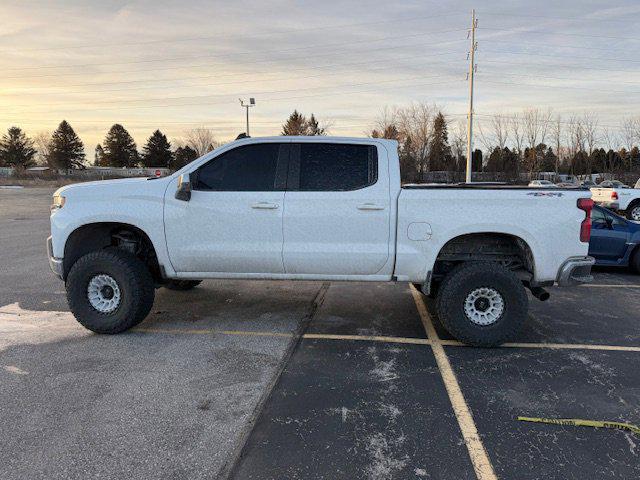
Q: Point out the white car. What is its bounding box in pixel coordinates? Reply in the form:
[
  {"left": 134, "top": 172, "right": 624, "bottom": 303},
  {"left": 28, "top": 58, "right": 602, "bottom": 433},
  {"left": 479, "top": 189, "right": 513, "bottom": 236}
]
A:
[
  {"left": 528, "top": 180, "right": 555, "bottom": 187},
  {"left": 590, "top": 178, "right": 640, "bottom": 221},
  {"left": 48, "top": 136, "right": 595, "bottom": 346}
]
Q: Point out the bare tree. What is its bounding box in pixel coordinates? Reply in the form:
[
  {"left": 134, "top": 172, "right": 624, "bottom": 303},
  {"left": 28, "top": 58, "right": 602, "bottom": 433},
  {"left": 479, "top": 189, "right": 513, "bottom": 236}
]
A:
[
  {"left": 370, "top": 106, "right": 398, "bottom": 138},
  {"left": 33, "top": 131, "right": 52, "bottom": 167},
  {"left": 395, "top": 103, "right": 438, "bottom": 181},
  {"left": 183, "top": 127, "right": 220, "bottom": 157},
  {"left": 566, "top": 115, "right": 584, "bottom": 175},
  {"left": 550, "top": 115, "right": 562, "bottom": 176},
  {"left": 450, "top": 120, "right": 467, "bottom": 172},
  {"left": 509, "top": 113, "right": 525, "bottom": 176},
  {"left": 581, "top": 112, "right": 599, "bottom": 175},
  {"left": 601, "top": 127, "right": 619, "bottom": 173},
  {"left": 522, "top": 108, "right": 552, "bottom": 174},
  {"left": 620, "top": 117, "right": 636, "bottom": 171}
]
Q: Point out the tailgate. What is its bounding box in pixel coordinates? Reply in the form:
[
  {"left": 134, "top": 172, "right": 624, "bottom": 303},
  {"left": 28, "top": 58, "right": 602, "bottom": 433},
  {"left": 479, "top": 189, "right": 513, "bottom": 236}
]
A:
[{"left": 590, "top": 188, "right": 613, "bottom": 202}]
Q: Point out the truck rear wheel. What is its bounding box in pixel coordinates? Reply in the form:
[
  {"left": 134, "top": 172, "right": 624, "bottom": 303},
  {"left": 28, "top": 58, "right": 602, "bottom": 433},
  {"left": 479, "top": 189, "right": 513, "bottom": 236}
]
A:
[
  {"left": 627, "top": 202, "right": 640, "bottom": 221},
  {"left": 66, "top": 249, "right": 155, "bottom": 334},
  {"left": 164, "top": 280, "right": 202, "bottom": 291},
  {"left": 436, "top": 262, "right": 528, "bottom": 347}
]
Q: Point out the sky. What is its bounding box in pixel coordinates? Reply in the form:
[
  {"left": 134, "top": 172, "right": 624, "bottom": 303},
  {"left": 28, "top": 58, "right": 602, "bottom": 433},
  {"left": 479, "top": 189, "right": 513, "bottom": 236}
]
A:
[{"left": 1, "top": 0, "right": 639, "bottom": 153}]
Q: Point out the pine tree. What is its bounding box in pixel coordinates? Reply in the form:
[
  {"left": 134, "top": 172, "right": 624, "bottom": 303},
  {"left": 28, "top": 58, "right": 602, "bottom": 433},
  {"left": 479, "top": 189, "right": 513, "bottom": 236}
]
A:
[
  {"left": 141, "top": 130, "right": 173, "bottom": 167},
  {"left": 281, "top": 110, "right": 308, "bottom": 135},
  {"left": 306, "top": 114, "right": 325, "bottom": 135},
  {"left": 427, "top": 112, "right": 453, "bottom": 171},
  {"left": 102, "top": 124, "right": 139, "bottom": 167},
  {"left": 49, "top": 120, "right": 85, "bottom": 169},
  {"left": 94, "top": 144, "right": 105, "bottom": 166},
  {"left": 0, "top": 126, "right": 37, "bottom": 169},
  {"left": 172, "top": 145, "right": 198, "bottom": 170}
]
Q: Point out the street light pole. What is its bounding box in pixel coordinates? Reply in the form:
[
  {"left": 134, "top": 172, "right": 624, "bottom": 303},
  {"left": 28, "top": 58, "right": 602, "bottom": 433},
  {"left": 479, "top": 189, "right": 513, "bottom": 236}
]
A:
[{"left": 239, "top": 98, "right": 256, "bottom": 136}]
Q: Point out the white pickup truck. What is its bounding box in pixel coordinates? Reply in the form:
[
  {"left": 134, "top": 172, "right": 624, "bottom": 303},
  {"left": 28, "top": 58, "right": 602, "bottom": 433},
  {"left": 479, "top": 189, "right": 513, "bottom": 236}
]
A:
[
  {"left": 48, "top": 136, "right": 595, "bottom": 346},
  {"left": 591, "top": 178, "right": 640, "bottom": 221}
]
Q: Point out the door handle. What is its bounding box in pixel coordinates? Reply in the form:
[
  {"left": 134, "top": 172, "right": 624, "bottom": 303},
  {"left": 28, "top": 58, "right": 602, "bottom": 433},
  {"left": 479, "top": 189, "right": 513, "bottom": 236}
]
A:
[
  {"left": 251, "top": 202, "right": 279, "bottom": 209},
  {"left": 357, "top": 203, "right": 385, "bottom": 211}
]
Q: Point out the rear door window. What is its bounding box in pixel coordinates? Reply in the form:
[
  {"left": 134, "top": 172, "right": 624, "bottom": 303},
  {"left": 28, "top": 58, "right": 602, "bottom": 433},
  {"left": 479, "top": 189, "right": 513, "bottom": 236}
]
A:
[{"left": 289, "top": 143, "right": 377, "bottom": 191}]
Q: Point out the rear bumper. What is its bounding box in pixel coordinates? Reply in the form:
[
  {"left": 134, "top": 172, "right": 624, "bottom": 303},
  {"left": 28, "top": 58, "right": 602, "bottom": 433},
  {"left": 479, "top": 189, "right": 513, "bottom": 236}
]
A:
[
  {"left": 47, "top": 236, "right": 64, "bottom": 280},
  {"left": 595, "top": 201, "right": 619, "bottom": 210},
  {"left": 556, "top": 256, "right": 595, "bottom": 286}
]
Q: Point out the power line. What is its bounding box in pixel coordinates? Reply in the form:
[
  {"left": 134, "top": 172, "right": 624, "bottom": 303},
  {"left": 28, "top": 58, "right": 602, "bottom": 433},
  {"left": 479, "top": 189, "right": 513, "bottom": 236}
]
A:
[
  {"left": 481, "top": 38, "right": 637, "bottom": 54},
  {"left": 478, "top": 26, "right": 640, "bottom": 41},
  {"left": 481, "top": 59, "right": 640, "bottom": 74},
  {"left": 486, "top": 70, "right": 640, "bottom": 86},
  {"left": 1, "top": 13, "right": 465, "bottom": 53},
  {"left": 476, "top": 11, "right": 637, "bottom": 24},
  {"left": 473, "top": 113, "right": 624, "bottom": 131},
  {"left": 1, "top": 27, "right": 468, "bottom": 72},
  {"left": 478, "top": 78, "right": 640, "bottom": 95},
  {"left": 482, "top": 48, "right": 640, "bottom": 64}
]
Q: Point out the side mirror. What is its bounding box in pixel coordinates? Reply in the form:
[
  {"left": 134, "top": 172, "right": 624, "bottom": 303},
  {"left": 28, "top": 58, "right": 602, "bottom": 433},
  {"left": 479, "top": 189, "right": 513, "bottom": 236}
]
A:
[
  {"left": 605, "top": 217, "right": 614, "bottom": 229},
  {"left": 175, "top": 173, "right": 192, "bottom": 201}
]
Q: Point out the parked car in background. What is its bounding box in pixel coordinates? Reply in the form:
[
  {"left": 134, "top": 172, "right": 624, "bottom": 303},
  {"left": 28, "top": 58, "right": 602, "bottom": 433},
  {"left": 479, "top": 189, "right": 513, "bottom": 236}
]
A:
[
  {"left": 591, "top": 179, "right": 640, "bottom": 220},
  {"left": 528, "top": 180, "right": 555, "bottom": 187},
  {"left": 589, "top": 206, "right": 640, "bottom": 272},
  {"left": 580, "top": 180, "right": 596, "bottom": 188},
  {"left": 598, "top": 180, "right": 630, "bottom": 188},
  {"left": 555, "top": 182, "right": 577, "bottom": 188}
]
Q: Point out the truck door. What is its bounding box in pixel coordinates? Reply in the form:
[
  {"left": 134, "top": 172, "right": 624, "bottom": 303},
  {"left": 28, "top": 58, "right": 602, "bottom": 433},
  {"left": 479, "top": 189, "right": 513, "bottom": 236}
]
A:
[
  {"left": 164, "top": 142, "right": 288, "bottom": 274},
  {"left": 282, "top": 142, "right": 391, "bottom": 276},
  {"left": 589, "top": 208, "right": 630, "bottom": 262}
]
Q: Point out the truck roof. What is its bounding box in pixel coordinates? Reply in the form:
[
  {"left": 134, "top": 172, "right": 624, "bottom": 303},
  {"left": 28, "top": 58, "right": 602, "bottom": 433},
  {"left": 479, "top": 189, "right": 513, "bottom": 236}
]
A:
[{"left": 230, "top": 135, "right": 398, "bottom": 147}]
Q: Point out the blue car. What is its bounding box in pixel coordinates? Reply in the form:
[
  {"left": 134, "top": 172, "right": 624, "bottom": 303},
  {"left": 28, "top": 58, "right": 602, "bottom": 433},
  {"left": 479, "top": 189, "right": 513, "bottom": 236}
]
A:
[{"left": 589, "top": 206, "right": 640, "bottom": 272}]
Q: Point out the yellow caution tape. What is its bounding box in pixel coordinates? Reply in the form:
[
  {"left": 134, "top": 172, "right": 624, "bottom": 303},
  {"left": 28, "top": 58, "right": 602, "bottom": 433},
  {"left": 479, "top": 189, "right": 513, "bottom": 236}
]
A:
[{"left": 517, "top": 416, "right": 640, "bottom": 434}]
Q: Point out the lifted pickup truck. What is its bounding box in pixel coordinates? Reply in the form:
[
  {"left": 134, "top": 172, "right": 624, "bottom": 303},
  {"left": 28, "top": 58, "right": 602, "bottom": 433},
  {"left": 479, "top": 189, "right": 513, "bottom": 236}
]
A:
[
  {"left": 48, "top": 136, "right": 595, "bottom": 346},
  {"left": 591, "top": 178, "right": 640, "bottom": 221}
]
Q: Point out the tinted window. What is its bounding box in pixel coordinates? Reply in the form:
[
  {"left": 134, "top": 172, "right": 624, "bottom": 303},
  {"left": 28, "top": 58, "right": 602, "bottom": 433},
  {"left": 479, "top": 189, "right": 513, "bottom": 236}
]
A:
[
  {"left": 294, "top": 143, "right": 377, "bottom": 191},
  {"left": 591, "top": 207, "right": 606, "bottom": 223},
  {"left": 195, "top": 143, "right": 282, "bottom": 191}
]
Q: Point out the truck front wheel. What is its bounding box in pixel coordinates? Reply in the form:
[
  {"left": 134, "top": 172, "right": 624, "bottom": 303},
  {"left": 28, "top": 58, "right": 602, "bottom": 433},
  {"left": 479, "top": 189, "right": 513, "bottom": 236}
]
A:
[
  {"left": 66, "top": 249, "right": 155, "bottom": 334},
  {"left": 436, "top": 262, "right": 528, "bottom": 347}
]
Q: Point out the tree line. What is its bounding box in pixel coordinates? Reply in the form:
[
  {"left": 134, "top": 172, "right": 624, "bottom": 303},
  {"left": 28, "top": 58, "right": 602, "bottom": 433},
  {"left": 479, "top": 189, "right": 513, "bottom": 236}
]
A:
[
  {"left": 0, "top": 111, "right": 327, "bottom": 172},
  {"left": 0, "top": 121, "right": 216, "bottom": 171},
  {"left": 2, "top": 108, "right": 639, "bottom": 182},
  {"left": 369, "top": 105, "right": 640, "bottom": 182}
]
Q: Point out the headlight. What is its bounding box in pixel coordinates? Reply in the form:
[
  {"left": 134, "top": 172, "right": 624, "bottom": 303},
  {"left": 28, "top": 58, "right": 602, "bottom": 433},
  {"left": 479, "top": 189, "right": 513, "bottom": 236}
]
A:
[{"left": 51, "top": 194, "right": 66, "bottom": 212}]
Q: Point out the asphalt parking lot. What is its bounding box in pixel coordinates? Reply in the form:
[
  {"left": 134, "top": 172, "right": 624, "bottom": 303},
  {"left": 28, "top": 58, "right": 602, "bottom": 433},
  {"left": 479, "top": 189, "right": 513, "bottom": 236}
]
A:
[{"left": 1, "top": 187, "right": 639, "bottom": 480}]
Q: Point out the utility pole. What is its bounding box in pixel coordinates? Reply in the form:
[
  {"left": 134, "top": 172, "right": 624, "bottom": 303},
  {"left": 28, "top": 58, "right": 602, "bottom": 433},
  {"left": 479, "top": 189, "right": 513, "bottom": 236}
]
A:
[
  {"left": 239, "top": 98, "right": 255, "bottom": 136},
  {"left": 465, "top": 9, "right": 477, "bottom": 183}
]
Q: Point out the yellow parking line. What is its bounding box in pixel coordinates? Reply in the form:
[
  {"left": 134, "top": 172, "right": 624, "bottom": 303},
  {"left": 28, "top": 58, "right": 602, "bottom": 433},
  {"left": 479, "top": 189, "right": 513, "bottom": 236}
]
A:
[
  {"left": 133, "top": 327, "right": 640, "bottom": 353},
  {"left": 446, "top": 340, "right": 640, "bottom": 353},
  {"left": 410, "top": 285, "right": 497, "bottom": 480},
  {"left": 133, "top": 327, "right": 431, "bottom": 345},
  {"left": 581, "top": 284, "right": 640, "bottom": 288}
]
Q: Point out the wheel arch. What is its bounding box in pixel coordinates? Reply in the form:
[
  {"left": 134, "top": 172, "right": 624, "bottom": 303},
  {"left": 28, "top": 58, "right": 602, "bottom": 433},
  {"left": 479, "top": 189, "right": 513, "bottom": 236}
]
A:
[
  {"left": 431, "top": 231, "right": 536, "bottom": 284},
  {"left": 63, "top": 222, "right": 163, "bottom": 281}
]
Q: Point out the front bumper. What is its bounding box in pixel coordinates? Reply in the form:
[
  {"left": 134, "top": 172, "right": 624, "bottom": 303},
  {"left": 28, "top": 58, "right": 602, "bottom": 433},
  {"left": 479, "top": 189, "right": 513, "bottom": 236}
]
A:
[
  {"left": 556, "top": 256, "right": 595, "bottom": 286},
  {"left": 47, "top": 236, "right": 64, "bottom": 280}
]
